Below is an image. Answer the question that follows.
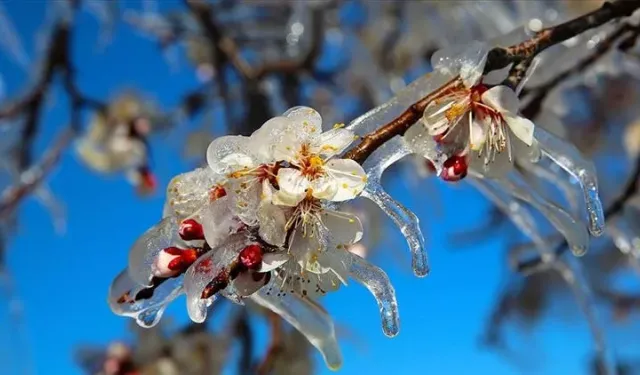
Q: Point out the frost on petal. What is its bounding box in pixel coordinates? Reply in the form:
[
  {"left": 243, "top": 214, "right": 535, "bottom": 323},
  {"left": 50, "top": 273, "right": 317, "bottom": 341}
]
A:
[
  {"left": 228, "top": 179, "right": 261, "bottom": 226},
  {"left": 201, "top": 196, "right": 241, "bottom": 249},
  {"left": 183, "top": 237, "right": 245, "bottom": 322},
  {"left": 165, "top": 168, "right": 218, "bottom": 220},
  {"left": 108, "top": 269, "right": 183, "bottom": 328},
  {"left": 128, "top": 217, "right": 180, "bottom": 287},
  {"left": 272, "top": 135, "right": 301, "bottom": 164},
  {"left": 206, "top": 135, "right": 253, "bottom": 175},
  {"left": 321, "top": 209, "right": 364, "bottom": 246},
  {"left": 275, "top": 168, "right": 309, "bottom": 206},
  {"left": 257, "top": 202, "right": 288, "bottom": 247},
  {"left": 480, "top": 85, "right": 520, "bottom": 114},
  {"left": 250, "top": 280, "right": 343, "bottom": 370},
  {"left": 248, "top": 116, "right": 293, "bottom": 161},
  {"left": 283, "top": 106, "right": 323, "bottom": 136},
  {"left": 310, "top": 128, "right": 355, "bottom": 158},
  {"left": 323, "top": 159, "right": 367, "bottom": 201},
  {"left": 289, "top": 227, "right": 323, "bottom": 266},
  {"left": 348, "top": 252, "right": 399, "bottom": 337},
  {"left": 533, "top": 126, "right": 604, "bottom": 237}
]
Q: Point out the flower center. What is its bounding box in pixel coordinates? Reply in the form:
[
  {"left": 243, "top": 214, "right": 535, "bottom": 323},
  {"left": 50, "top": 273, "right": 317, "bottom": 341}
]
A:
[{"left": 299, "top": 148, "right": 325, "bottom": 180}]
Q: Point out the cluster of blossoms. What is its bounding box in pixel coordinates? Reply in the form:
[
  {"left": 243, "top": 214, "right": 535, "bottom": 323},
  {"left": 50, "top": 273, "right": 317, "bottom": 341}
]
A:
[
  {"left": 109, "top": 106, "right": 397, "bottom": 369},
  {"left": 109, "top": 44, "right": 607, "bottom": 369}
]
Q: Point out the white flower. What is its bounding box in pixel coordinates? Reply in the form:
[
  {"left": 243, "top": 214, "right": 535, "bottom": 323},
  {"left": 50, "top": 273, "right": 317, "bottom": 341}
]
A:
[
  {"left": 405, "top": 44, "right": 538, "bottom": 179},
  {"left": 270, "top": 109, "right": 367, "bottom": 206},
  {"left": 254, "top": 193, "right": 364, "bottom": 298}
]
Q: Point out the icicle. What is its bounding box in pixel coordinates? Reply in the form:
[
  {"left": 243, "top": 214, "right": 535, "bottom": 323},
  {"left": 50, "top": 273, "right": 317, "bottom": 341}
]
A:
[
  {"left": 127, "top": 217, "right": 180, "bottom": 287},
  {"left": 554, "top": 258, "right": 617, "bottom": 375},
  {"left": 518, "top": 157, "right": 581, "bottom": 216},
  {"left": 470, "top": 179, "right": 551, "bottom": 258},
  {"left": 348, "top": 252, "right": 399, "bottom": 337},
  {"left": 534, "top": 126, "right": 605, "bottom": 237},
  {"left": 362, "top": 180, "right": 429, "bottom": 277},
  {"left": 484, "top": 170, "right": 589, "bottom": 256},
  {"left": 250, "top": 280, "right": 343, "bottom": 370}
]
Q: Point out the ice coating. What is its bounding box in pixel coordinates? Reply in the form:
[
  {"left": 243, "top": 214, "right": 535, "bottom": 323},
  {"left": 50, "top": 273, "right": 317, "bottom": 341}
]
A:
[
  {"left": 127, "top": 216, "right": 180, "bottom": 287},
  {"left": 486, "top": 170, "right": 589, "bottom": 256},
  {"left": 534, "top": 126, "right": 605, "bottom": 237},
  {"left": 347, "top": 252, "right": 400, "bottom": 337},
  {"left": 250, "top": 279, "right": 343, "bottom": 370},
  {"left": 470, "top": 178, "right": 554, "bottom": 264},
  {"left": 362, "top": 180, "right": 429, "bottom": 277},
  {"left": 518, "top": 158, "right": 581, "bottom": 216},
  {"left": 164, "top": 168, "right": 219, "bottom": 221},
  {"left": 183, "top": 235, "right": 246, "bottom": 323},
  {"left": 108, "top": 269, "right": 184, "bottom": 328},
  {"left": 431, "top": 40, "right": 488, "bottom": 87}
]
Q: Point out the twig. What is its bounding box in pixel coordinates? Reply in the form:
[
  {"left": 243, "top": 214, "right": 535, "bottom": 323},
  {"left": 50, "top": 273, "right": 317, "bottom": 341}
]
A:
[
  {"left": 0, "top": 128, "right": 75, "bottom": 217},
  {"left": 344, "top": 0, "right": 640, "bottom": 166},
  {"left": 521, "top": 22, "right": 640, "bottom": 119}
]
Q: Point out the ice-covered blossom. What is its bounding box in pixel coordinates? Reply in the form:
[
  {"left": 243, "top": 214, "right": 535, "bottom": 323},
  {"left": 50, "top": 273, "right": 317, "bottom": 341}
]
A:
[
  {"left": 404, "top": 43, "right": 540, "bottom": 180},
  {"left": 109, "top": 106, "right": 399, "bottom": 370}
]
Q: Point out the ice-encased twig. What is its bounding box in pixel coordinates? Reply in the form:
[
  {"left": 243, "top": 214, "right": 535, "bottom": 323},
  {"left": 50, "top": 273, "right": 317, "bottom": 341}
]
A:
[
  {"left": 480, "top": 170, "right": 589, "bottom": 256},
  {"left": 250, "top": 280, "right": 343, "bottom": 370},
  {"left": 348, "top": 252, "right": 400, "bottom": 337},
  {"left": 553, "top": 257, "right": 617, "bottom": 375},
  {"left": 534, "top": 126, "right": 605, "bottom": 237},
  {"left": 108, "top": 269, "right": 184, "bottom": 328}
]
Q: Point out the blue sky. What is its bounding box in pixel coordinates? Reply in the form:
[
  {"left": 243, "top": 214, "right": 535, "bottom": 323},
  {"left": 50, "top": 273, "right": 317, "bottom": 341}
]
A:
[{"left": 0, "top": 1, "right": 616, "bottom": 374}]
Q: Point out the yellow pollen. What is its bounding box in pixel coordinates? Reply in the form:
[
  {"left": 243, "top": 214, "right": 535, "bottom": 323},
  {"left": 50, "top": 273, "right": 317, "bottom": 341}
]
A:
[
  {"left": 309, "top": 155, "right": 324, "bottom": 168},
  {"left": 445, "top": 102, "right": 467, "bottom": 121},
  {"left": 342, "top": 183, "right": 348, "bottom": 188},
  {"left": 321, "top": 145, "right": 338, "bottom": 152},
  {"left": 333, "top": 123, "right": 345, "bottom": 129}
]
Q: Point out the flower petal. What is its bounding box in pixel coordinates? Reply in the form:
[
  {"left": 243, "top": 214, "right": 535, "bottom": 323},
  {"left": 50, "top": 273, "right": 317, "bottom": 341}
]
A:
[
  {"left": 272, "top": 134, "right": 302, "bottom": 164},
  {"left": 164, "top": 168, "right": 219, "bottom": 221},
  {"left": 323, "top": 159, "right": 367, "bottom": 201},
  {"left": 504, "top": 114, "right": 535, "bottom": 146},
  {"left": 201, "top": 196, "right": 242, "bottom": 249},
  {"left": 257, "top": 202, "right": 289, "bottom": 247},
  {"left": 128, "top": 217, "right": 180, "bottom": 287},
  {"left": 283, "top": 106, "right": 323, "bottom": 135},
  {"left": 309, "top": 175, "right": 338, "bottom": 201},
  {"left": 260, "top": 252, "right": 291, "bottom": 272},
  {"left": 310, "top": 128, "right": 355, "bottom": 158},
  {"left": 206, "top": 135, "right": 254, "bottom": 175},
  {"left": 321, "top": 209, "right": 364, "bottom": 245},
  {"left": 248, "top": 116, "right": 293, "bottom": 161},
  {"left": 481, "top": 85, "right": 520, "bottom": 114},
  {"left": 274, "top": 168, "right": 309, "bottom": 206}
]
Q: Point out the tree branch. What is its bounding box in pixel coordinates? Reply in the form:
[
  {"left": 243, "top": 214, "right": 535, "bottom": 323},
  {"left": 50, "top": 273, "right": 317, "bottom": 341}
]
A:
[{"left": 344, "top": 0, "right": 640, "bottom": 166}]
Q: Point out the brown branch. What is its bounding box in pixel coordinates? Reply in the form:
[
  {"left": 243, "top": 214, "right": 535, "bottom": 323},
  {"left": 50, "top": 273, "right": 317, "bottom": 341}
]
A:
[
  {"left": 0, "top": 128, "right": 76, "bottom": 217},
  {"left": 256, "top": 310, "right": 284, "bottom": 375},
  {"left": 521, "top": 22, "right": 640, "bottom": 119},
  {"left": 344, "top": 0, "right": 640, "bottom": 165}
]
